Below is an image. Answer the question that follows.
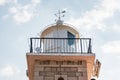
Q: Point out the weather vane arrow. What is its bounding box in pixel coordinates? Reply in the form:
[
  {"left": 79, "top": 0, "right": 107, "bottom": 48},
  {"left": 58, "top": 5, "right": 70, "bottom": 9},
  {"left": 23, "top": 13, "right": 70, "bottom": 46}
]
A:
[{"left": 54, "top": 10, "right": 66, "bottom": 25}]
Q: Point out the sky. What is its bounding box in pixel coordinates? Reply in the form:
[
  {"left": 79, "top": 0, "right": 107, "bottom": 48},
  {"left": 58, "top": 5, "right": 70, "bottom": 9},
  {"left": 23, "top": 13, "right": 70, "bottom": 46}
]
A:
[{"left": 0, "top": 0, "right": 120, "bottom": 80}]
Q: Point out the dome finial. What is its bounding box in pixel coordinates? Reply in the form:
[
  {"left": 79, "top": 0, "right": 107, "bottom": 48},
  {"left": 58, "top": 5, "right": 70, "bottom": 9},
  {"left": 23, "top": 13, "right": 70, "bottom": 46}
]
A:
[{"left": 55, "top": 10, "right": 66, "bottom": 25}]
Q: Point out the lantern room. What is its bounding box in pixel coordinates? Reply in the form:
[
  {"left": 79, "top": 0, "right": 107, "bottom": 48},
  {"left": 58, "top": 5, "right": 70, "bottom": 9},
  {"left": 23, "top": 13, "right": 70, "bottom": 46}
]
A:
[{"left": 30, "top": 23, "right": 92, "bottom": 53}]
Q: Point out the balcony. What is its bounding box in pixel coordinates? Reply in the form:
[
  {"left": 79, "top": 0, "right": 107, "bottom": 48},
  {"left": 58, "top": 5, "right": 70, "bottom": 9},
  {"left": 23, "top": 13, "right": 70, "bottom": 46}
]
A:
[{"left": 29, "top": 38, "right": 92, "bottom": 54}]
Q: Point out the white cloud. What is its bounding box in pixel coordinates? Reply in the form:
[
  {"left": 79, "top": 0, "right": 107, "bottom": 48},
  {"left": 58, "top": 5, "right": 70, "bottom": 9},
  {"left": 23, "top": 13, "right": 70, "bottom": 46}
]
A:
[
  {"left": 31, "top": 0, "right": 41, "bottom": 6},
  {"left": 4, "top": 0, "right": 41, "bottom": 24},
  {"left": 9, "top": 6, "right": 18, "bottom": 14},
  {"left": 14, "top": 11, "right": 33, "bottom": 24},
  {"left": 0, "top": 65, "right": 20, "bottom": 77},
  {"left": 101, "top": 40, "right": 120, "bottom": 54},
  {"left": 9, "top": 5, "right": 35, "bottom": 24},
  {"left": 0, "top": 0, "right": 17, "bottom": 6},
  {"left": 112, "top": 24, "right": 120, "bottom": 32},
  {"left": 67, "top": 0, "right": 120, "bottom": 31},
  {"left": 0, "top": 0, "right": 7, "bottom": 6}
]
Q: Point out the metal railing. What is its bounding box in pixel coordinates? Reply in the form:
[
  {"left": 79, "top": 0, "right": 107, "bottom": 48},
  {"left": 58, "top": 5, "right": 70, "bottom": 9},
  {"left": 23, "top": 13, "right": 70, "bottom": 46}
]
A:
[{"left": 29, "top": 38, "right": 92, "bottom": 53}]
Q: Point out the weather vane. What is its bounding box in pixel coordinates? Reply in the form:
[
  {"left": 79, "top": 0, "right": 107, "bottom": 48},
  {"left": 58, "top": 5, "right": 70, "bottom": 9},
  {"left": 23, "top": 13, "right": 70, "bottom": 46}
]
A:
[{"left": 55, "top": 10, "right": 66, "bottom": 25}]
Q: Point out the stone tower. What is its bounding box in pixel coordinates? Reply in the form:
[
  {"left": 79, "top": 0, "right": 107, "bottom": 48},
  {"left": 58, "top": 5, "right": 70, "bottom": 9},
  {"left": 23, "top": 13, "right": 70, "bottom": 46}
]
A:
[{"left": 26, "top": 11, "right": 101, "bottom": 80}]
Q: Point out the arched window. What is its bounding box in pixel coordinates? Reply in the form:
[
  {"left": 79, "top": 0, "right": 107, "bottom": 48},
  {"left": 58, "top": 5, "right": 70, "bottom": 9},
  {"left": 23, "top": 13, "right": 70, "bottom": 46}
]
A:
[
  {"left": 91, "top": 78, "right": 96, "bottom": 80},
  {"left": 58, "top": 77, "right": 64, "bottom": 80}
]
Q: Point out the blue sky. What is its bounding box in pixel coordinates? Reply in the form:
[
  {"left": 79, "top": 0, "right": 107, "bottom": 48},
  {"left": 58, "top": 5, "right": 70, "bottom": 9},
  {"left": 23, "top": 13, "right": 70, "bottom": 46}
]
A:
[{"left": 0, "top": 0, "right": 120, "bottom": 80}]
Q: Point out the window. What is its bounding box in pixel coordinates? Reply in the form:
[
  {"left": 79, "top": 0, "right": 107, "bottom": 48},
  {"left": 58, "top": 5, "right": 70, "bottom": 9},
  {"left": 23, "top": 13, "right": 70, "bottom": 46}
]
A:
[
  {"left": 67, "top": 31, "right": 75, "bottom": 46},
  {"left": 58, "top": 77, "right": 64, "bottom": 80}
]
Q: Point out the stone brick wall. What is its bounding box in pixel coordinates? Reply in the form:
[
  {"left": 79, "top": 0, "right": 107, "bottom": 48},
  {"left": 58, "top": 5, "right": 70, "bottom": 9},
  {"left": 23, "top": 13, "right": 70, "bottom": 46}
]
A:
[{"left": 34, "top": 60, "right": 87, "bottom": 80}]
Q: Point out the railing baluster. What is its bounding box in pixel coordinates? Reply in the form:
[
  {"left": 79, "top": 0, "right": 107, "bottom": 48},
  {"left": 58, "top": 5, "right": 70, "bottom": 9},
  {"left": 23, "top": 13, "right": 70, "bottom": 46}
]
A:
[
  {"left": 30, "top": 38, "right": 33, "bottom": 53},
  {"left": 40, "top": 39, "right": 41, "bottom": 53},
  {"left": 80, "top": 39, "right": 83, "bottom": 53},
  {"left": 29, "top": 38, "right": 92, "bottom": 54},
  {"left": 75, "top": 39, "right": 76, "bottom": 53},
  {"left": 88, "top": 39, "right": 92, "bottom": 53}
]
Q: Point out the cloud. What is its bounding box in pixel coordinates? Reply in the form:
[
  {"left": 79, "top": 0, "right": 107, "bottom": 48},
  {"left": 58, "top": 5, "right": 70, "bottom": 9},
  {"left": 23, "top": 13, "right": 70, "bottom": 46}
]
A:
[
  {"left": 0, "top": 64, "right": 20, "bottom": 77},
  {"left": 112, "top": 24, "right": 120, "bottom": 32},
  {"left": 101, "top": 40, "right": 120, "bottom": 54},
  {"left": 31, "top": 0, "right": 41, "bottom": 6},
  {"left": 9, "top": 5, "right": 35, "bottom": 24},
  {"left": 0, "top": 0, "right": 17, "bottom": 6},
  {"left": 0, "top": 0, "right": 7, "bottom": 6},
  {"left": 4, "top": 0, "right": 41, "bottom": 24},
  {"left": 67, "top": 0, "right": 120, "bottom": 31}
]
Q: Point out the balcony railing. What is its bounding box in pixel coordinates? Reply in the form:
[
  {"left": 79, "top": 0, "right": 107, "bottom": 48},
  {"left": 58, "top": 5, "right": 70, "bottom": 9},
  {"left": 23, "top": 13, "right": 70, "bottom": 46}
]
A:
[{"left": 29, "top": 38, "right": 92, "bottom": 53}]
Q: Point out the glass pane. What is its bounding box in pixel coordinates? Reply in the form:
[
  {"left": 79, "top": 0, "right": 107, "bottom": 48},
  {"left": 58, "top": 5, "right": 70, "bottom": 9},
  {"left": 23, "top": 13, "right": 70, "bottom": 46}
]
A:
[{"left": 67, "top": 31, "right": 75, "bottom": 45}]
